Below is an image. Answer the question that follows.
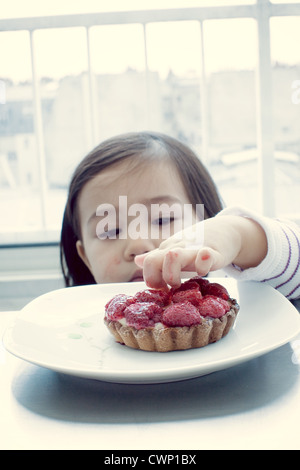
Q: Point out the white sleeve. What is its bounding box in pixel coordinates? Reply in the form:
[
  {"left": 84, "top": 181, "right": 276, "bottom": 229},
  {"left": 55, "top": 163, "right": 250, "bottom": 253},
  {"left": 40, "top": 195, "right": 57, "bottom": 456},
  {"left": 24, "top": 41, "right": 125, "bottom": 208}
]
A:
[{"left": 217, "top": 206, "right": 300, "bottom": 300}]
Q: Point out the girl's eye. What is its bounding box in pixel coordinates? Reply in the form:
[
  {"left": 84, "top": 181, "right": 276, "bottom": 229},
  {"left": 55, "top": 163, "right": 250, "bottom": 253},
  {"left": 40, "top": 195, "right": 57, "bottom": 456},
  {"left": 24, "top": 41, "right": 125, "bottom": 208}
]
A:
[
  {"left": 98, "top": 228, "right": 121, "bottom": 240},
  {"left": 152, "top": 216, "right": 175, "bottom": 226}
]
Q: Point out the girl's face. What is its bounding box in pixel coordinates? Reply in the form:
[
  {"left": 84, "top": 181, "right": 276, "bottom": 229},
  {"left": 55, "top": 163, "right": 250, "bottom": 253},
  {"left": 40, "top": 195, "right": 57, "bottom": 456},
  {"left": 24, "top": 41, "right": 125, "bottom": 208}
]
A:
[{"left": 76, "top": 158, "right": 194, "bottom": 284}]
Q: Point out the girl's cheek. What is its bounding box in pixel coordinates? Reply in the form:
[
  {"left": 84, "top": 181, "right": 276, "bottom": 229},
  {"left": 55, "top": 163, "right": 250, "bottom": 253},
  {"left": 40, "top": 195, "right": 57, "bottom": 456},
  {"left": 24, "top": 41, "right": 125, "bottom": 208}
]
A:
[
  {"left": 112, "top": 255, "right": 121, "bottom": 265},
  {"left": 101, "top": 255, "right": 122, "bottom": 282}
]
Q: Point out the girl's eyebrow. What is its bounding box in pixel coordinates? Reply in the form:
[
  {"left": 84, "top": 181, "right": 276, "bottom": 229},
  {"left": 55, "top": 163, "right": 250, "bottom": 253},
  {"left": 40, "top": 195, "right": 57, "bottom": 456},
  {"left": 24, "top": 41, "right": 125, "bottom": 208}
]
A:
[{"left": 144, "top": 195, "right": 183, "bottom": 205}]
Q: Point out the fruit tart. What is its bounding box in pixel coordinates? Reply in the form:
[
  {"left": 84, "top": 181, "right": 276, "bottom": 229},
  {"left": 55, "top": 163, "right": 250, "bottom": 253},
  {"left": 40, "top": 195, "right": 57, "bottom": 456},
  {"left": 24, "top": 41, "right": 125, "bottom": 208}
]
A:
[{"left": 104, "top": 276, "right": 239, "bottom": 352}]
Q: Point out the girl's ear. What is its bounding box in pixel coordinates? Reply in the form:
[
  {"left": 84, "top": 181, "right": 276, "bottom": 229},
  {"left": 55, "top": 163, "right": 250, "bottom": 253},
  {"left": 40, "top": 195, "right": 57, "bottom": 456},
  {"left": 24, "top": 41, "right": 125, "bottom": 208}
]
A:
[{"left": 76, "top": 240, "right": 92, "bottom": 271}]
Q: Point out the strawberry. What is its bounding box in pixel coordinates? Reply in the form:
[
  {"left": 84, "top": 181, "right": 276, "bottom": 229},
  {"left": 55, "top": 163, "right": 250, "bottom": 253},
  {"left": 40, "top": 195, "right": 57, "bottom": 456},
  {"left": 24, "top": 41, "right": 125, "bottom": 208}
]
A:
[
  {"left": 198, "top": 295, "right": 230, "bottom": 318},
  {"left": 134, "top": 289, "right": 170, "bottom": 306},
  {"left": 105, "top": 294, "right": 134, "bottom": 320},
  {"left": 124, "top": 302, "right": 163, "bottom": 329},
  {"left": 172, "top": 288, "right": 203, "bottom": 308},
  {"left": 162, "top": 302, "right": 201, "bottom": 327},
  {"left": 172, "top": 279, "right": 200, "bottom": 293},
  {"left": 189, "top": 276, "right": 210, "bottom": 294},
  {"left": 203, "top": 282, "right": 229, "bottom": 300}
]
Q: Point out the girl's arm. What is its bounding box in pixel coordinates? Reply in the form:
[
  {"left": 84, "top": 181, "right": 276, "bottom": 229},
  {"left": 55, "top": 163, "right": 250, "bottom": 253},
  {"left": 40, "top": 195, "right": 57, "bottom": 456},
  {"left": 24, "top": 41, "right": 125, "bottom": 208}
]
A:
[
  {"left": 135, "top": 207, "right": 300, "bottom": 300},
  {"left": 135, "top": 214, "right": 267, "bottom": 289}
]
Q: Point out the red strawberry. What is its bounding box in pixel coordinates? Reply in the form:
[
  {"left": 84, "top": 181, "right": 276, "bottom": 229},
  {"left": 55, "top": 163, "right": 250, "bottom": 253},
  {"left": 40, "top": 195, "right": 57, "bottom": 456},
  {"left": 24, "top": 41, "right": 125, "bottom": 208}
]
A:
[
  {"left": 172, "top": 279, "right": 200, "bottom": 293},
  {"left": 198, "top": 295, "right": 230, "bottom": 318},
  {"left": 203, "top": 282, "right": 229, "bottom": 300},
  {"left": 124, "top": 302, "right": 163, "bottom": 329},
  {"left": 172, "top": 288, "right": 203, "bottom": 308},
  {"left": 105, "top": 294, "right": 134, "bottom": 320},
  {"left": 162, "top": 302, "right": 201, "bottom": 327},
  {"left": 189, "top": 276, "right": 210, "bottom": 294},
  {"left": 134, "top": 289, "right": 170, "bottom": 306}
]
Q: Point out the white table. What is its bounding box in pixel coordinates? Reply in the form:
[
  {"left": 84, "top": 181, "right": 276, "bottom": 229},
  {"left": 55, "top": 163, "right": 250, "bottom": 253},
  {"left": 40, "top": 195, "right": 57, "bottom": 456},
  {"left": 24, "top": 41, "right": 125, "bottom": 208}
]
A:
[{"left": 1, "top": 303, "right": 300, "bottom": 451}]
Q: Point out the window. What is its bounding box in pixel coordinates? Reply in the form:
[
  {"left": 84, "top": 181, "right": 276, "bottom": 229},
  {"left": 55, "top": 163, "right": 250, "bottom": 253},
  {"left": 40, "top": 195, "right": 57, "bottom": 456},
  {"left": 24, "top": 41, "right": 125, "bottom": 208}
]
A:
[
  {"left": 270, "top": 16, "right": 300, "bottom": 220},
  {"left": 1, "top": 0, "right": 300, "bottom": 247}
]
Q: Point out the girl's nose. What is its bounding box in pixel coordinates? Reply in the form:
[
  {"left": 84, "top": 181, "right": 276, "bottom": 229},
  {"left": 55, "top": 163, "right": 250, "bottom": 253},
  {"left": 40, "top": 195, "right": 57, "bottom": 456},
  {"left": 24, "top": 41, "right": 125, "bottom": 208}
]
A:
[{"left": 123, "top": 237, "right": 157, "bottom": 261}]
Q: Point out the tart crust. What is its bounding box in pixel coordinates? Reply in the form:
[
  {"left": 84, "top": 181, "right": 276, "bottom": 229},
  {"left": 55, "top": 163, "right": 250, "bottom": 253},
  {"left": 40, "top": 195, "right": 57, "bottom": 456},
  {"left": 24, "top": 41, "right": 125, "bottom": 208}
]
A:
[{"left": 104, "top": 299, "right": 239, "bottom": 352}]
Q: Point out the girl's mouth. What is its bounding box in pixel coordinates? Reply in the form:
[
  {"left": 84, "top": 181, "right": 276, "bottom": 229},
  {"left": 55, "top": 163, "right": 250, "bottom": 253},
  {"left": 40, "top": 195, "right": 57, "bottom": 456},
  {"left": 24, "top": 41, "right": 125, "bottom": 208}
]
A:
[{"left": 130, "top": 270, "right": 144, "bottom": 282}]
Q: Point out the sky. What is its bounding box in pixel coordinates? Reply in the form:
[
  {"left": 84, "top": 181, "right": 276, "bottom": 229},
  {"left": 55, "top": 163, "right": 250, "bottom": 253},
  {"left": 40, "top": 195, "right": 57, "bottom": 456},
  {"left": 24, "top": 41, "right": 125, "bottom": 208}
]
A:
[{"left": 0, "top": 1, "right": 300, "bottom": 81}]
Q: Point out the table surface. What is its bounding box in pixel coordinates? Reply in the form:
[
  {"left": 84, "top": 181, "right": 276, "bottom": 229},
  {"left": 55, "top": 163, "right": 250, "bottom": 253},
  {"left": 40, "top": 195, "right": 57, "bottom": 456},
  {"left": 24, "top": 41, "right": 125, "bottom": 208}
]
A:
[{"left": 1, "top": 300, "right": 300, "bottom": 450}]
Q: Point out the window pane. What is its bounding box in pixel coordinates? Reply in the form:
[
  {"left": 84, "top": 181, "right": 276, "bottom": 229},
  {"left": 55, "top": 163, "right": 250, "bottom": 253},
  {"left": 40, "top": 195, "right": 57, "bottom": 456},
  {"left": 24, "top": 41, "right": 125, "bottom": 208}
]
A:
[
  {"left": 0, "top": 31, "right": 42, "bottom": 233},
  {"left": 270, "top": 17, "right": 300, "bottom": 221},
  {"left": 0, "top": 28, "right": 91, "bottom": 239},
  {"left": 89, "top": 24, "right": 146, "bottom": 142},
  {"left": 146, "top": 21, "right": 202, "bottom": 146},
  {"left": 147, "top": 21, "right": 201, "bottom": 79},
  {"left": 33, "top": 28, "right": 89, "bottom": 229},
  {"left": 34, "top": 27, "right": 89, "bottom": 182},
  {"left": 202, "top": 19, "right": 258, "bottom": 211}
]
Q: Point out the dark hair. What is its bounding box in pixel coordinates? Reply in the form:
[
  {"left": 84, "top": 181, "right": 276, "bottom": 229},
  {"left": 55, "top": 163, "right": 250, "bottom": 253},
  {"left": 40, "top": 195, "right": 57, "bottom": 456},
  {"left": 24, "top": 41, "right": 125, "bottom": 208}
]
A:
[{"left": 60, "top": 131, "right": 223, "bottom": 286}]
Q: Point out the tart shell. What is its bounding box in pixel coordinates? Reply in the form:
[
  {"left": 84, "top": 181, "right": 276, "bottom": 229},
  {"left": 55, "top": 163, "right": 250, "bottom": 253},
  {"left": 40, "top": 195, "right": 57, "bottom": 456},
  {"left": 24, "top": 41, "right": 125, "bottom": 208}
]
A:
[{"left": 104, "top": 299, "right": 239, "bottom": 352}]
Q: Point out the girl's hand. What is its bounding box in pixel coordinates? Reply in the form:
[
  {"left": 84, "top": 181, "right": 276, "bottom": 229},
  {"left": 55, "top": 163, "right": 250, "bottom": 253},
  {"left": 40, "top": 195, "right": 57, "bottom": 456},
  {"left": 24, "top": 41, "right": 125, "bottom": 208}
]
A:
[{"left": 135, "top": 215, "right": 267, "bottom": 289}]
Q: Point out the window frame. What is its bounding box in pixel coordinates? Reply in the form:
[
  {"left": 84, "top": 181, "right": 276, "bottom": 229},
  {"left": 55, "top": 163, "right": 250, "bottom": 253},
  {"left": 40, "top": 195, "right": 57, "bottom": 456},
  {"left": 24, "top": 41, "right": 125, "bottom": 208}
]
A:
[{"left": 0, "top": 1, "right": 299, "bottom": 246}]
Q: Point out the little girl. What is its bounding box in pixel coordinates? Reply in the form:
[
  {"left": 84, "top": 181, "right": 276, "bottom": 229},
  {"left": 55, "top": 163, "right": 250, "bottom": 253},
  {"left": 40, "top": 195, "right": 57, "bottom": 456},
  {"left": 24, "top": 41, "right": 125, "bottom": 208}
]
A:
[{"left": 60, "top": 131, "right": 300, "bottom": 300}]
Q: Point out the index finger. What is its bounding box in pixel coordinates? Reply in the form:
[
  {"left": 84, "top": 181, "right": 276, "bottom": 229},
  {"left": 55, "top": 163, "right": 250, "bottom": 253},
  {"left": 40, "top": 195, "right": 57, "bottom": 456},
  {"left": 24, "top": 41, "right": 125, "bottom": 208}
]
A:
[{"left": 141, "top": 249, "right": 168, "bottom": 289}]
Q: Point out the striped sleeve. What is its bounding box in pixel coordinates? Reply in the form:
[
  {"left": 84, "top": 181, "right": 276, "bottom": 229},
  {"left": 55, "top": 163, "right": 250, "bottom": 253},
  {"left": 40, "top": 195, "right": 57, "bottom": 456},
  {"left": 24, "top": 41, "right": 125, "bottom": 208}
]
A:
[{"left": 218, "top": 206, "right": 300, "bottom": 300}]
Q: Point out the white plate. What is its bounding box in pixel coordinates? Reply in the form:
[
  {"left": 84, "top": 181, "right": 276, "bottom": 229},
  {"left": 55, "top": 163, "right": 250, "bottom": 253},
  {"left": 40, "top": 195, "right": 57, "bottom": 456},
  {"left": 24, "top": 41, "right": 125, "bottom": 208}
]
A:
[{"left": 3, "top": 279, "right": 300, "bottom": 384}]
